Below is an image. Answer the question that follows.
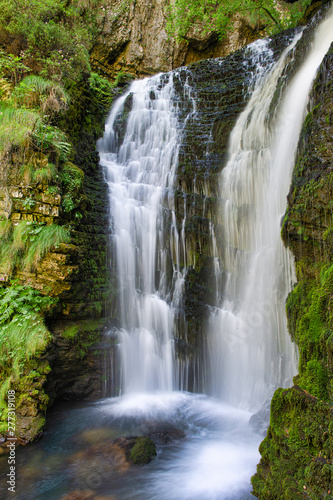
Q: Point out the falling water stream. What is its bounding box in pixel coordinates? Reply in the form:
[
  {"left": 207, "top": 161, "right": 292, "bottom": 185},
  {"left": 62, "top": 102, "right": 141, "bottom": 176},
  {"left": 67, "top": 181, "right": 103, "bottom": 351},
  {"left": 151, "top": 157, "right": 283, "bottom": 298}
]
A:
[{"left": 2, "top": 8, "right": 333, "bottom": 500}]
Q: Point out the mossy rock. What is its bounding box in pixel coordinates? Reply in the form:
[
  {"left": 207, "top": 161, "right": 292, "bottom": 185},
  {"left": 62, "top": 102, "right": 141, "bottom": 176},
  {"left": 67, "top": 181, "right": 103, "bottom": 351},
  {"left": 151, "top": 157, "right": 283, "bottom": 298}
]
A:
[{"left": 129, "top": 436, "right": 157, "bottom": 465}]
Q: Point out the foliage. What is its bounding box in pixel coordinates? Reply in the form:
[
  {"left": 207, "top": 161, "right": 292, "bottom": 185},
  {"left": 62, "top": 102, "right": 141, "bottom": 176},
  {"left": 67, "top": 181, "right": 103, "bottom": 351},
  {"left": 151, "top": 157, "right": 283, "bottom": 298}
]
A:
[
  {"left": 11, "top": 75, "right": 69, "bottom": 115},
  {"left": 21, "top": 155, "right": 57, "bottom": 185},
  {"left": 114, "top": 70, "right": 134, "bottom": 88},
  {"left": 0, "top": 75, "right": 71, "bottom": 163},
  {"left": 0, "top": 284, "right": 56, "bottom": 426},
  {"left": 0, "top": 0, "right": 91, "bottom": 83},
  {"left": 167, "top": 0, "right": 312, "bottom": 40},
  {"left": 23, "top": 223, "right": 71, "bottom": 271},
  {"left": 0, "top": 77, "right": 12, "bottom": 100},
  {"left": 0, "top": 103, "right": 40, "bottom": 153},
  {"left": 0, "top": 50, "right": 30, "bottom": 85},
  {"left": 61, "top": 324, "right": 80, "bottom": 340},
  {"left": 0, "top": 221, "right": 70, "bottom": 275},
  {"left": 88, "top": 72, "right": 114, "bottom": 108},
  {"left": 61, "top": 161, "right": 84, "bottom": 212},
  {"left": 0, "top": 285, "right": 55, "bottom": 366}
]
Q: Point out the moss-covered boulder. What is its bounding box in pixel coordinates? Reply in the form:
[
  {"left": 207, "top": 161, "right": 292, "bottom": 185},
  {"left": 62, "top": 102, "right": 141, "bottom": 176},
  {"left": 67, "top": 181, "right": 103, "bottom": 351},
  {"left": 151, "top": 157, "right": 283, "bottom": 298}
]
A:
[
  {"left": 129, "top": 436, "right": 157, "bottom": 465},
  {"left": 252, "top": 386, "right": 333, "bottom": 500}
]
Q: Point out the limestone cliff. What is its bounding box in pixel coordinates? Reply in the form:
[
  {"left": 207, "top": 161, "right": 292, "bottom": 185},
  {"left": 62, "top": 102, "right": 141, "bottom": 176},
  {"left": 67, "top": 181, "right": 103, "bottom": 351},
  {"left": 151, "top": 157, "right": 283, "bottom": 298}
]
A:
[{"left": 90, "top": 0, "right": 261, "bottom": 79}]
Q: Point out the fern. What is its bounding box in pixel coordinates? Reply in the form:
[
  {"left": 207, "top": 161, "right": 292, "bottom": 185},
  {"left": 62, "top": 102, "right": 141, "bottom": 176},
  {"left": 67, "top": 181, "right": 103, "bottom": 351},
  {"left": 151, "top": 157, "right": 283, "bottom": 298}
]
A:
[
  {"left": 0, "top": 285, "right": 56, "bottom": 407},
  {"left": 0, "top": 221, "right": 70, "bottom": 276},
  {"left": 23, "top": 224, "right": 70, "bottom": 271},
  {"left": 11, "top": 75, "right": 69, "bottom": 113},
  {"left": 0, "top": 77, "right": 13, "bottom": 101},
  {"left": 0, "top": 103, "right": 40, "bottom": 153}
]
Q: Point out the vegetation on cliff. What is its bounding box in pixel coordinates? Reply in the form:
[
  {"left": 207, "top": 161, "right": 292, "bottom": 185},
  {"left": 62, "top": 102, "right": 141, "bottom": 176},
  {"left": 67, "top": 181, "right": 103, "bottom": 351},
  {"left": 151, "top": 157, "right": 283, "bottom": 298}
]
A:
[
  {"left": 167, "top": 0, "right": 312, "bottom": 40},
  {"left": 0, "top": 0, "right": 117, "bottom": 440}
]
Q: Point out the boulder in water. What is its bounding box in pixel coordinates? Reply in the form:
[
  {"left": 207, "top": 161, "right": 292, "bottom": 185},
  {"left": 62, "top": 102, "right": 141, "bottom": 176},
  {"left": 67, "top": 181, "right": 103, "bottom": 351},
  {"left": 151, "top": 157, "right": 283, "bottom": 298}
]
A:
[{"left": 128, "top": 436, "right": 157, "bottom": 465}]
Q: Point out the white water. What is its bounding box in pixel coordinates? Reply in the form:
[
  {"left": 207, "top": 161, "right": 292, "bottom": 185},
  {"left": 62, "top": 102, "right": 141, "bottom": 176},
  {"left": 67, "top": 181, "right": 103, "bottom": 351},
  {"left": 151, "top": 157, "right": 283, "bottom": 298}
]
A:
[
  {"left": 98, "top": 74, "right": 191, "bottom": 393},
  {"left": 94, "top": 10, "right": 333, "bottom": 499},
  {"left": 209, "top": 8, "right": 333, "bottom": 412}
]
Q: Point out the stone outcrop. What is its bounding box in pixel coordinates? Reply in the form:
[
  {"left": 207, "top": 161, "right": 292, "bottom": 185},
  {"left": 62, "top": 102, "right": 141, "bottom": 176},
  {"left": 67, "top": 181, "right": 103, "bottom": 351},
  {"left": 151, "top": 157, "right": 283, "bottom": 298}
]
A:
[
  {"left": 166, "top": 30, "right": 298, "bottom": 389},
  {"left": 90, "top": 0, "right": 261, "bottom": 79}
]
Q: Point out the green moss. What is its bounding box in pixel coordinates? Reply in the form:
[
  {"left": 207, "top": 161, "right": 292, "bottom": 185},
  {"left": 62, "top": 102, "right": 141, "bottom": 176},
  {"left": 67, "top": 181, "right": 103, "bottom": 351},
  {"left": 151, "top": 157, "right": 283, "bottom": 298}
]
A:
[
  {"left": 61, "top": 325, "right": 80, "bottom": 340},
  {"left": 129, "top": 436, "right": 157, "bottom": 465},
  {"left": 253, "top": 386, "right": 333, "bottom": 499},
  {"left": 286, "top": 262, "right": 333, "bottom": 401}
]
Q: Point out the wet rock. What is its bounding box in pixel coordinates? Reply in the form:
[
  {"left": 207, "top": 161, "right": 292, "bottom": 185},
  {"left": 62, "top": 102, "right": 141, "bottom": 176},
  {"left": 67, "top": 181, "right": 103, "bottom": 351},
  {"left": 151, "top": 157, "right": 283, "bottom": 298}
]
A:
[
  {"left": 128, "top": 436, "right": 157, "bottom": 464},
  {"left": 249, "top": 400, "right": 270, "bottom": 436},
  {"left": 68, "top": 434, "right": 157, "bottom": 487}
]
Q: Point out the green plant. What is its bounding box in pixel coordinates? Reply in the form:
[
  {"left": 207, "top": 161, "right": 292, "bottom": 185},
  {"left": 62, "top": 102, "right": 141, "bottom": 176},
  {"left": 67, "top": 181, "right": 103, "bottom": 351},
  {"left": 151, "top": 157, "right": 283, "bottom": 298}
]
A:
[
  {"left": 114, "top": 70, "right": 134, "bottom": 87},
  {"left": 61, "top": 161, "right": 84, "bottom": 212},
  {"left": 32, "top": 123, "right": 71, "bottom": 162},
  {"left": 166, "top": 0, "right": 312, "bottom": 41},
  {"left": 46, "top": 186, "right": 59, "bottom": 195},
  {"left": 89, "top": 72, "right": 113, "bottom": 107},
  {"left": 11, "top": 75, "right": 69, "bottom": 115},
  {"left": 0, "top": 102, "right": 40, "bottom": 154},
  {"left": 0, "top": 50, "right": 30, "bottom": 85},
  {"left": 0, "top": 221, "right": 71, "bottom": 276},
  {"left": 23, "top": 224, "right": 70, "bottom": 271},
  {"left": 61, "top": 324, "right": 80, "bottom": 339},
  {"left": 21, "top": 155, "right": 57, "bottom": 184},
  {"left": 0, "top": 77, "right": 12, "bottom": 101},
  {"left": 0, "top": 284, "right": 56, "bottom": 414},
  {"left": 22, "top": 197, "right": 36, "bottom": 210}
]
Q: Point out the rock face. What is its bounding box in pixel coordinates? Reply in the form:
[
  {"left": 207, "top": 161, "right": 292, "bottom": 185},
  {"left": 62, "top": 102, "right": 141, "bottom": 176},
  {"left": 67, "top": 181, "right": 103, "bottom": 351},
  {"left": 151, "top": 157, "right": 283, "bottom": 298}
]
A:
[
  {"left": 90, "top": 0, "right": 260, "bottom": 79},
  {"left": 0, "top": 77, "right": 118, "bottom": 443},
  {"left": 252, "top": 36, "right": 333, "bottom": 500},
  {"left": 166, "top": 30, "right": 298, "bottom": 389}
]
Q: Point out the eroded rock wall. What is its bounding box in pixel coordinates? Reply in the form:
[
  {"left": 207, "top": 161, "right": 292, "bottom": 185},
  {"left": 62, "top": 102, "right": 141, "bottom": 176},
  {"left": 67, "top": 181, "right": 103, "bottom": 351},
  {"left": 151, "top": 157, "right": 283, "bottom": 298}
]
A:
[{"left": 90, "top": 0, "right": 260, "bottom": 79}]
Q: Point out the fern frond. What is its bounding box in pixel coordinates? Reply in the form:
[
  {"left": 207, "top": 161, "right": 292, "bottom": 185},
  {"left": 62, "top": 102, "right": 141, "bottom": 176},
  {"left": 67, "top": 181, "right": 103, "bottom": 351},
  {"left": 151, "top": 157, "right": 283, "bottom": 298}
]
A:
[{"left": 23, "top": 224, "right": 70, "bottom": 271}]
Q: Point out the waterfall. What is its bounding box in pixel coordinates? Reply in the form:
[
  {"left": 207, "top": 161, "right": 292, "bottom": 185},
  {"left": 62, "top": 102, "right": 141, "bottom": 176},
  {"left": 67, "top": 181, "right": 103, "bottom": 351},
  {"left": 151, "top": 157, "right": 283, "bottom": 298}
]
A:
[
  {"left": 5, "top": 10, "right": 333, "bottom": 500},
  {"left": 98, "top": 6, "right": 333, "bottom": 408},
  {"left": 98, "top": 73, "right": 195, "bottom": 394},
  {"left": 209, "top": 7, "right": 333, "bottom": 411}
]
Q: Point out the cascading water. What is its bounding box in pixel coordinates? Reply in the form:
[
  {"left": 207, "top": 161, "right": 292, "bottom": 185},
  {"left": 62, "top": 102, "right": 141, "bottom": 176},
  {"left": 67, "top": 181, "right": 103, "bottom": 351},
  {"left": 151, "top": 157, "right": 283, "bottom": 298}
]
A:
[
  {"left": 98, "top": 73, "right": 196, "bottom": 393},
  {"left": 3, "top": 9, "right": 333, "bottom": 500},
  {"left": 209, "top": 6, "right": 333, "bottom": 414}
]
